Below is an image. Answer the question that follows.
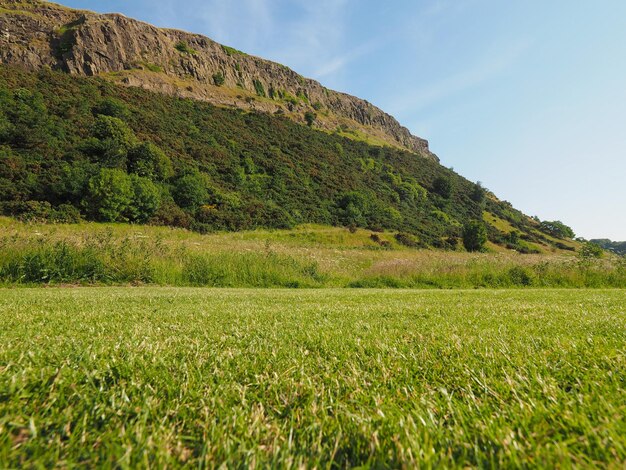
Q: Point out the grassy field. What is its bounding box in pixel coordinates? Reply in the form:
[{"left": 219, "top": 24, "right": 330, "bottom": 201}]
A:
[
  {"left": 0, "top": 288, "right": 624, "bottom": 467},
  {"left": 1, "top": 217, "right": 624, "bottom": 288}
]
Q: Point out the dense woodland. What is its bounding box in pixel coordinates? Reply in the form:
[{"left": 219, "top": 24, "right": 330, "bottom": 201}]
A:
[{"left": 1, "top": 65, "right": 557, "bottom": 249}]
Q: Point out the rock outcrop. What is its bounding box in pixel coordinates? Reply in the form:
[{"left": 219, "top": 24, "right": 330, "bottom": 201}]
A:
[{"left": 0, "top": 0, "right": 437, "bottom": 159}]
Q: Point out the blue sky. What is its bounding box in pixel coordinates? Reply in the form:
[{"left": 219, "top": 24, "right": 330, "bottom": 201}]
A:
[{"left": 56, "top": 0, "right": 626, "bottom": 239}]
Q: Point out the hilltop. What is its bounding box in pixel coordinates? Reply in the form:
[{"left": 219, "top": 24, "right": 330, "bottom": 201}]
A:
[
  {"left": 0, "top": 0, "right": 581, "bottom": 253},
  {"left": 0, "top": 0, "right": 432, "bottom": 156}
]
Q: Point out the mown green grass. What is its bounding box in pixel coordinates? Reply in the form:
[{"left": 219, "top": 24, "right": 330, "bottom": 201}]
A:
[{"left": 0, "top": 288, "right": 624, "bottom": 467}]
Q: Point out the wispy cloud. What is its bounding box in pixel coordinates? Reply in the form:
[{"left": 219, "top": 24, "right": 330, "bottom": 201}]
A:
[
  {"left": 387, "top": 39, "right": 532, "bottom": 116},
  {"left": 196, "top": 0, "right": 273, "bottom": 50},
  {"left": 312, "top": 39, "right": 382, "bottom": 79},
  {"left": 191, "top": 0, "right": 356, "bottom": 82}
]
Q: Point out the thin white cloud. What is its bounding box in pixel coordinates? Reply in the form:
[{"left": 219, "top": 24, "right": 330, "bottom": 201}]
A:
[
  {"left": 196, "top": 0, "right": 273, "bottom": 50},
  {"left": 312, "top": 39, "right": 381, "bottom": 79},
  {"left": 387, "top": 39, "right": 532, "bottom": 116},
  {"left": 192, "top": 0, "right": 354, "bottom": 82}
]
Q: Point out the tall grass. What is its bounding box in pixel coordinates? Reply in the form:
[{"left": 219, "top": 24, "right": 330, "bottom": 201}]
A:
[
  {"left": 350, "top": 257, "right": 626, "bottom": 288},
  {"left": 0, "top": 221, "right": 624, "bottom": 288},
  {"left": 0, "top": 231, "right": 326, "bottom": 287}
]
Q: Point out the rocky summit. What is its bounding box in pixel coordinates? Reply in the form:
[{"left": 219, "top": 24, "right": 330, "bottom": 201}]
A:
[{"left": 0, "top": 0, "right": 437, "bottom": 159}]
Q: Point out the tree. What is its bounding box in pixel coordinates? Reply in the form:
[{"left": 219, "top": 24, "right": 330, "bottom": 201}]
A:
[
  {"left": 125, "top": 175, "right": 161, "bottom": 223},
  {"left": 92, "top": 115, "right": 136, "bottom": 148},
  {"left": 539, "top": 220, "right": 575, "bottom": 239},
  {"left": 127, "top": 142, "right": 173, "bottom": 181},
  {"left": 83, "top": 115, "right": 137, "bottom": 168},
  {"left": 432, "top": 176, "right": 453, "bottom": 199},
  {"left": 337, "top": 191, "right": 369, "bottom": 227},
  {"left": 173, "top": 173, "right": 209, "bottom": 210},
  {"left": 462, "top": 220, "right": 487, "bottom": 252},
  {"left": 84, "top": 168, "right": 133, "bottom": 222},
  {"left": 470, "top": 181, "right": 486, "bottom": 204},
  {"left": 93, "top": 98, "right": 131, "bottom": 120}
]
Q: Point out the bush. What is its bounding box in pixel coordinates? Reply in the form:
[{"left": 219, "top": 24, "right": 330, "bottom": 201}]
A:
[
  {"left": 125, "top": 175, "right": 161, "bottom": 223},
  {"left": 175, "top": 41, "right": 197, "bottom": 55},
  {"left": 2, "top": 200, "right": 55, "bottom": 222},
  {"left": 0, "top": 200, "right": 82, "bottom": 223},
  {"left": 93, "top": 98, "right": 130, "bottom": 120},
  {"left": 432, "top": 176, "right": 453, "bottom": 199},
  {"left": 173, "top": 173, "right": 209, "bottom": 210},
  {"left": 470, "top": 182, "right": 486, "bottom": 204},
  {"left": 127, "top": 142, "right": 173, "bottom": 180},
  {"left": 395, "top": 232, "right": 420, "bottom": 248},
  {"left": 149, "top": 201, "right": 193, "bottom": 229},
  {"left": 507, "top": 266, "right": 536, "bottom": 286},
  {"left": 580, "top": 242, "right": 604, "bottom": 259},
  {"left": 253, "top": 79, "right": 266, "bottom": 97},
  {"left": 304, "top": 111, "right": 316, "bottom": 127},
  {"left": 462, "top": 220, "right": 487, "bottom": 252},
  {"left": 52, "top": 204, "right": 82, "bottom": 223},
  {"left": 212, "top": 72, "right": 225, "bottom": 87},
  {"left": 84, "top": 115, "right": 138, "bottom": 168},
  {"left": 84, "top": 168, "right": 133, "bottom": 222}
]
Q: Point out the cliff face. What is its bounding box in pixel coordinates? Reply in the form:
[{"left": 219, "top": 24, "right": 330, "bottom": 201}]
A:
[{"left": 0, "top": 0, "right": 436, "bottom": 159}]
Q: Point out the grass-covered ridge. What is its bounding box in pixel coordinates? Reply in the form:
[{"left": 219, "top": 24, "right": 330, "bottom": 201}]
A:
[
  {"left": 1, "top": 217, "right": 624, "bottom": 288},
  {"left": 1, "top": 288, "right": 624, "bottom": 467},
  {"left": 0, "top": 65, "right": 571, "bottom": 250}
]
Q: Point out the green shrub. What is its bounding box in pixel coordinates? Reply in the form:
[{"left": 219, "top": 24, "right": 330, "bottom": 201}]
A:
[
  {"left": 222, "top": 45, "right": 245, "bottom": 56},
  {"left": 580, "top": 242, "right": 604, "bottom": 259},
  {"left": 93, "top": 98, "right": 130, "bottom": 120},
  {"left": 84, "top": 168, "right": 133, "bottom": 222},
  {"left": 507, "top": 266, "right": 536, "bottom": 286},
  {"left": 173, "top": 173, "right": 209, "bottom": 209},
  {"left": 149, "top": 201, "right": 193, "bottom": 229},
  {"left": 304, "top": 111, "right": 316, "bottom": 127},
  {"left": 470, "top": 182, "right": 486, "bottom": 204},
  {"left": 253, "top": 79, "right": 266, "bottom": 98},
  {"left": 432, "top": 176, "right": 453, "bottom": 199},
  {"left": 84, "top": 115, "right": 138, "bottom": 168},
  {"left": 462, "top": 220, "right": 487, "bottom": 252},
  {"left": 125, "top": 175, "right": 161, "bottom": 223},
  {"left": 127, "top": 142, "right": 173, "bottom": 181},
  {"left": 394, "top": 232, "right": 420, "bottom": 248},
  {"left": 175, "top": 41, "right": 197, "bottom": 55},
  {"left": 52, "top": 204, "right": 82, "bottom": 223},
  {"left": 212, "top": 72, "right": 225, "bottom": 86}
]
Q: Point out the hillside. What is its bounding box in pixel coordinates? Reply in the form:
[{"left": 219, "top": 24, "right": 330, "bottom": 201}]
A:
[
  {"left": 0, "top": 0, "right": 433, "bottom": 156},
  {"left": 0, "top": 1, "right": 579, "bottom": 253}
]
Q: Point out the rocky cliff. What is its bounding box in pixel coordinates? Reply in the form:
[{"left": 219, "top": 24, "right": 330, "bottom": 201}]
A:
[{"left": 0, "top": 0, "right": 437, "bottom": 159}]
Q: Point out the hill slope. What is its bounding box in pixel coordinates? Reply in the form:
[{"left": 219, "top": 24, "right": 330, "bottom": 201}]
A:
[
  {"left": 0, "top": 0, "right": 433, "bottom": 157},
  {"left": 0, "top": 1, "right": 578, "bottom": 253}
]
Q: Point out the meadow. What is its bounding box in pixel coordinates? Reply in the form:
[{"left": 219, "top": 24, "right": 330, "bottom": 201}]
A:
[
  {"left": 0, "top": 288, "right": 624, "bottom": 467},
  {"left": 1, "top": 217, "right": 625, "bottom": 288}
]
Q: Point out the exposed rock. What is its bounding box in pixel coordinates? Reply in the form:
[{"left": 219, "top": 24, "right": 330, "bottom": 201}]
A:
[{"left": 0, "top": 0, "right": 437, "bottom": 159}]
